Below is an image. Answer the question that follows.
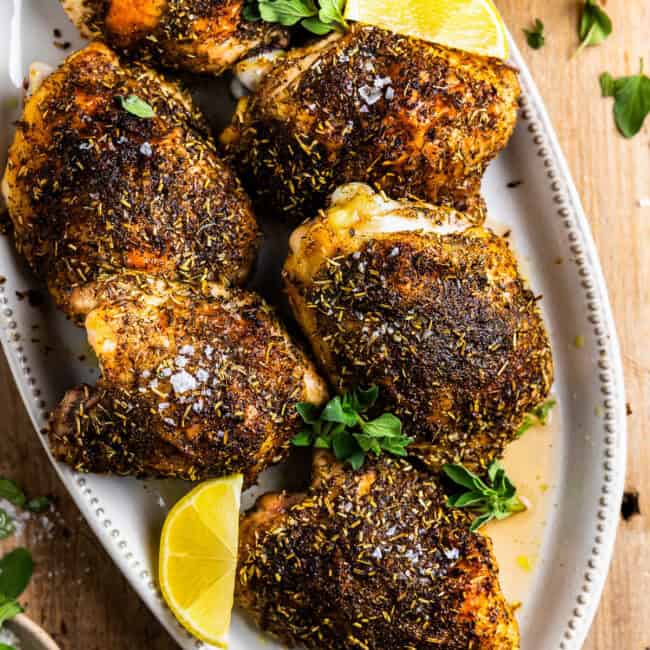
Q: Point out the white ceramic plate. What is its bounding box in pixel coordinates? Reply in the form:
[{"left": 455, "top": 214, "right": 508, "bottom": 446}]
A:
[{"left": 0, "top": 2, "right": 626, "bottom": 649}]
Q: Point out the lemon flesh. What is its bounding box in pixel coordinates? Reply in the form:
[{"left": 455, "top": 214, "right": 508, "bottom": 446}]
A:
[
  {"left": 344, "top": 0, "right": 509, "bottom": 60},
  {"left": 159, "top": 475, "right": 243, "bottom": 647}
]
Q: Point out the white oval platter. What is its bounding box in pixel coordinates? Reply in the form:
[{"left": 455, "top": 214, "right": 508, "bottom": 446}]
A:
[{"left": 0, "top": 2, "right": 626, "bottom": 649}]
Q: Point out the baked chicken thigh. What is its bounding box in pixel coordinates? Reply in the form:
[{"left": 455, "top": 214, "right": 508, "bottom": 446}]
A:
[
  {"left": 60, "top": 0, "right": 288, "bottom": 75},
  {"left": 222, "top": 24, "right": 520, "bottom": 222},
  {"left": 2, "top": 43, "right": 259, "bottom": 317},
  {"left": 283, "top": 184, "right": 553, "bottom": 472},
  {"left": 238, "top": 451, "right": 520, "bottom": 649},
  {"left": 48, "top": 272, "right": 327, "bottom": 485}
]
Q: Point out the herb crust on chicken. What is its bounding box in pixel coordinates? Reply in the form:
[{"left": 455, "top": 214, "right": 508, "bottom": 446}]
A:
[
  {"left": 2, "top": 42, "right": 259, "bottom": 317},
  {"left": 283, "top": 184, "right": 553, "bottom": 472},
  {"left": 60, "top": 0, "right": 289, "bottom": 75},
  {"left": 238, "top": 451, "right": 520, "bottom": 649},
  {"left": 49, "top": 272, "right": 327, "bottom": 485},
  {"left": 222, "top": 24, "right": 520, "bottom": 222}
]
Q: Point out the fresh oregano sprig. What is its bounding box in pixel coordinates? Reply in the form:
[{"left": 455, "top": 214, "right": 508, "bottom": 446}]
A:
[
  {"left": 444, "top": 461, "right": 526, "bottom": 532},
  {"left": 600, "top": 60, "right": 650, "bottom": 138},
  {"left": 244, "top": 0, "right": 347, "bottom": 36},
  {"left": 0, "top": 547, "right": 34, "bottom": 649},
  {"left": 292, "top": 386, "right": 413, "bottom": 469},
  {"left": 523, "top": 19, "right": 545, "bottom": 50},
  {"left": 515, "top": 398, "right": 557, "bottom": 438},
  {"left": 576, "top": 0, "right": 612, "bottom": 55}
]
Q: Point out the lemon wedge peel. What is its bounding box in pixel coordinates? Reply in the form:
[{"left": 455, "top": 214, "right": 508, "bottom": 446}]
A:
[
  {"left": 159, "top": 475, "right": 243, "bottom": 647},
  {"left": 344, "top": 0, "right": 509, "bottom": 60}
]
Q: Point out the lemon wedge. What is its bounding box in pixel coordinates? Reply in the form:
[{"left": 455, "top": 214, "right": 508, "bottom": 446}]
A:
[
  {"left": 344, "top": 0, "right": 509, "bottom": 60},
  {"left": 159, "top": 475, "right": 243, "bottom": 647}
]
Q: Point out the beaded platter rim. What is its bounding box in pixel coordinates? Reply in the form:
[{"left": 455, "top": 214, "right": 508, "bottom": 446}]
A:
[{"left": 0, "top": 20, "right": 627, "bottom": 650}]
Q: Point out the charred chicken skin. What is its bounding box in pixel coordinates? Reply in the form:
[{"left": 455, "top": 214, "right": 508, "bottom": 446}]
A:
[
  {"left": 60, "top": 0, "right": 289, "bottom": 75},
  {"left": 2, "top": 42, "right": 259, "bottom": 317},
  {"left": 48, "top": 272, "right": 327, "bottom": 485},
  {"left": 283, "top": 184, "right": 553, "bottom": 472},
  {"left": 221, "top": 24, "right": 520, "bottom": 222},
  {"left": 238, "top": 451, "right": 520, "bottom": 649}
]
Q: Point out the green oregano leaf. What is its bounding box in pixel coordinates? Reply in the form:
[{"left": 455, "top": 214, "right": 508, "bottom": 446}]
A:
[
  {"left": 116, "top": 94, "right": 155, "bottom": 119},
  {"left": 444, "top": 461, "right": 527, "bottom": 531},
  {"left": 523, "top": 19, "right": 545, "bottom": 50},
  {"left": 292, "top": 386, "right": 411, "bottom": 469}
]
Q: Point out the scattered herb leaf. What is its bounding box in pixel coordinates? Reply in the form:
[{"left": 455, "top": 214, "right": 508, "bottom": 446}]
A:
[
  {"left": 523, "top": 19, "right": 545, "bottom": 50},
  {"left": 0, "top": 479, "right": 25, "bottom": 508},
  {"left": 25, "top": 496, "right": 51, "bottom": 513},
  {"left": 516, "top": 399, "right": 556, "bottom": 437},
  {"left": 116, "top": 94, "right": 155, "bottom": 119},
  {"left": 444, "top": 461, "right": 527, "bottom": 532},
  {"left": 0, "top": 596, "right": 22, "bottom": 627},
  {"left": 0, "top": 510, "right": 14, "bottom": 541},
  {"left": 531, "top": 398, "right": 556, "bottom": 425},
  {"left": 0, "top": 549, "right": 33, "bottom": 600},
  {"left": 577, "top": 0, "right": 612, "bottom": 55},
  {"left": 292, "top": 386, "right": 412, "bottom": 469},
  {"left": 0, "top": 644, "right": 17, "bottom": 650},
  {"left": 244, "top": 0, "right": 346, "bottom": 35},
  {"left": 599, "top": 60, "right": 650, "bottom": 138}
]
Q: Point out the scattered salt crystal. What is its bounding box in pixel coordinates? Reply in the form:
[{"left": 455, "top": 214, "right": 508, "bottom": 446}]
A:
[
  {"left": 444, "top": 548, "right": 460, "bottom": 560},
  {"left": 161, "top": 367, "right": 172, "bottom": 377},
  {"left": 0, "top": 627, "right": 21, "bottom": 648},
  {"left": 192, "top": 400, "right": 204, "bottom": 414},
  {"left": 359, "top": 84, "right": 383, "bottom": 105},
  {"left": 148, "top": 378, "right": 159, "bottom": 389},
  {"left": 204, "top": 345, "right": 214, "bottom": 358},
  {"left": 371, "top": 547, "right": 383, "bottom": 559},
  {"left": 170, "top": 370, "right": 197, "bottom": 394},
  {"left": 389, "top": 246, "right": 400, "bottom": 257},
  {"left": 175, "top": 355, "right": 188, "bottom": 368},
  {"left": 139, "top": 142, "right": 152, "bottom": 157},
  {"left": 163, "top": 417, "right": 176, "bottom": 426},
  {"left": 158, "top": 402, "right": 170, "bottom": 411},
  {"left": 179, "top": 345, "right": 195, "bottom": 356},
  {"left": 385, "top": 86, "right": 394, "bottom": 101},
  {"left": 141, "top": 370, "right": 150, "bottom": 379},
  {"left": 196, "top": 368, "right": 210, "bottom": 383}
]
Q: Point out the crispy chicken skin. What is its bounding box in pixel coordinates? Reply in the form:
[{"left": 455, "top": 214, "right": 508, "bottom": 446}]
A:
[
  {"left": 283, "top": 184, "right": 553, "bottom": 472},
  {"left": 1, "top": 43, "right": 259, "bottom": 317},
  {"left": 60, "top": 0, "right": 289, "bottom": 75},
  {"left": 221, "top": 24, "right": 520, "bottom": 222},
  {"left": 238, "top": 451, "right": 520, "bottom": 649},
  {"left": 48, "top": 272, "right": 328, "bottom": 485}
]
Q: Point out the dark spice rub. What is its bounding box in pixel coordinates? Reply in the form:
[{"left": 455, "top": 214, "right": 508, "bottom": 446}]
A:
[
  {"left": 221, "top": 24, "right": 520, "bottom": 222},
  {"left": 60, "top": 0, "right": 288, "bottom": 74},
  {"left": 2, "top": 42, "right": 260, "bottom": 317},
  {"left": 284, "top": 184, "right": 553, "bottom": 472},
  {"left": 48, "top": 272, "right": 327, "bottom": 485},
  {"left": 238, "top": 451, "right": 520, "bottom": 649}
]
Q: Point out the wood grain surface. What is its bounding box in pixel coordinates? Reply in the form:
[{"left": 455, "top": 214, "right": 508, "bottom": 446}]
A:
[{"left": 0, "top": 1, "right": 647, "bottom": 648}]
